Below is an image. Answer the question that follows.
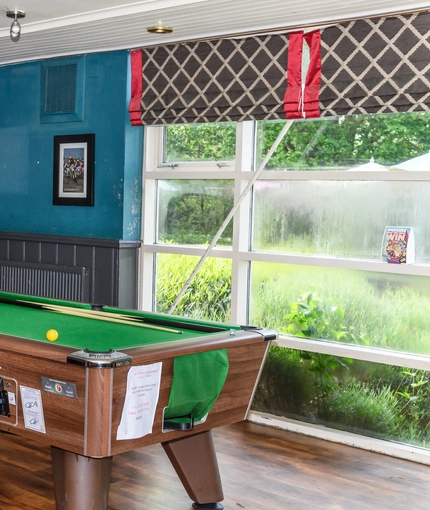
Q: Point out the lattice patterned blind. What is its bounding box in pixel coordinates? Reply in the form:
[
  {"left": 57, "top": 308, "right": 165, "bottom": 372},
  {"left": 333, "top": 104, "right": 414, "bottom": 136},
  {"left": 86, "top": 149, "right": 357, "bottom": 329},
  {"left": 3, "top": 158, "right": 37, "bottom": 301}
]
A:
[
  {"left": 320, "top": 10, "right": 430, "bottom": 116},
  {"left": 130, "top": 35, "right": 289, "bottom": 125},
  {"left": 129, "top": 10, "right": 430, "bottom": 125}
]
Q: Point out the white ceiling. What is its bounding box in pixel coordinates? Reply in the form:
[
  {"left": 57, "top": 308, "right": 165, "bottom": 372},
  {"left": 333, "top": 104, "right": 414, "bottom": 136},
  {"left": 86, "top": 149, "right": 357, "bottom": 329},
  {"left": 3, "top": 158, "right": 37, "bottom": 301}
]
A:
[{"left": 0, "top": 0, "right": 429, "bottom": 66}]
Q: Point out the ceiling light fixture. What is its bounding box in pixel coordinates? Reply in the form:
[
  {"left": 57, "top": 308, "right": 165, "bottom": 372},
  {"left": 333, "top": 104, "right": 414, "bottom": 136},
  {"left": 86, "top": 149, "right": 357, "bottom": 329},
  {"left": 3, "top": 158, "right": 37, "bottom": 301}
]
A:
[
  {"left": 147, "top": 24, "right": 173, "bottom": 34},
  {"left": 6, "top": 9, "right": 25, "bottom": 42}
]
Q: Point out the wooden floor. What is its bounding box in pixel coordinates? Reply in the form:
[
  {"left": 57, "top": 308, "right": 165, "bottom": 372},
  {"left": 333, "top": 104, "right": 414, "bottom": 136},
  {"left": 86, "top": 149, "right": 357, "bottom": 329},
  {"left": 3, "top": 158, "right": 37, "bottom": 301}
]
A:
[{"left": 1, "top": 421, "right": 430, "bottom": 509}]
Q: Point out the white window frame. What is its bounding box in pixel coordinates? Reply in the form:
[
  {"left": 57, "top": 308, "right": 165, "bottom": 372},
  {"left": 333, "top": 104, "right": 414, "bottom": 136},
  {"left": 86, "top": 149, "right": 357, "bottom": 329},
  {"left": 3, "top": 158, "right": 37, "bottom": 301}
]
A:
[{"left": 140, "top": 120, "right": 430, "bottom": 465}]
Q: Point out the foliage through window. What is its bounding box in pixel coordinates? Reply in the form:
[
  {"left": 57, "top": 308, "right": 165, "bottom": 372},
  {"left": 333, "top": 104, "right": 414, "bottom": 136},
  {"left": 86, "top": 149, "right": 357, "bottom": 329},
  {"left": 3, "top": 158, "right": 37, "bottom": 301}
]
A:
[
  {"left": 256, "top": 113, "right": 430, "bottom": 170},
  {"left": 164, "top": 123, "right": 236, "bottom": 162},
  {"left": 157, "top": 180, "right": 234, "bottom": 246},
  {"left": 143, "top": 112, "right": 430, "bottom": 451}
]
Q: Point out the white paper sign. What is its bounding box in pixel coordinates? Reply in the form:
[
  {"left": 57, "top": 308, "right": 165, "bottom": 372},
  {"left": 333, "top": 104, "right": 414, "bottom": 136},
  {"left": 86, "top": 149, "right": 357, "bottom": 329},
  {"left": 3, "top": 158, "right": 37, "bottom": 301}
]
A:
[
  {"left": 117, "top": 362, "right": 162, "bottom": 440},
  {"left": 20, "top": 386, "right": 46, "bottom": 434}
]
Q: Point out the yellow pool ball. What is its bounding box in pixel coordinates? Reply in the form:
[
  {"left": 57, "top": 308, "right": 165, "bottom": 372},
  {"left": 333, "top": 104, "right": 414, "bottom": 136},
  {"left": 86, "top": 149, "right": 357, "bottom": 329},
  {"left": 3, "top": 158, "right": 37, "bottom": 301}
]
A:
[{"left": 46, "top": 329, "right": 59, "bottom": 342}]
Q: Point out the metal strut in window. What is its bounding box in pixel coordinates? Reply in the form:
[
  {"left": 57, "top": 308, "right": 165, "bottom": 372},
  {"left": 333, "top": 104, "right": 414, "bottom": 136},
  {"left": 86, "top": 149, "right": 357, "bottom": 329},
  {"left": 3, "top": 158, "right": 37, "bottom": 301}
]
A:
[{"left": 158, "top": 163, "right": 179, "bottom": 169}]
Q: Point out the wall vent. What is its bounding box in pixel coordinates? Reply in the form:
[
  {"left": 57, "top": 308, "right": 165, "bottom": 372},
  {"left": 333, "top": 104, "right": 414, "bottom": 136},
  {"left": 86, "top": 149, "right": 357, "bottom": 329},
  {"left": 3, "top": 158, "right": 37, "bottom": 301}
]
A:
[
  {"left": 44, "top": 64, "right": 78, "bottom": 114},
  {"left": 41, "top": 57, "right": 85, "bottom": 123}
]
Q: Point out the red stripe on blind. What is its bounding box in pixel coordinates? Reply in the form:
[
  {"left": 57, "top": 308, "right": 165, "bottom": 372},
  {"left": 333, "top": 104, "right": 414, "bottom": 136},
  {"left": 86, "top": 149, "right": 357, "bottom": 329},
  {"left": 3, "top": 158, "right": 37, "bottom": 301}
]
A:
[
  {"left": 283, "top": 30, "right": 321, "bottom": 119},
  {"left": 129, "top": 50, "right": 143, "bottom": 126},
  {"left": 283, "top": 31, "right": 303, "bottom": 119},
  {"left": 303, "top": 30, "right": 321, "bottom": 119}
]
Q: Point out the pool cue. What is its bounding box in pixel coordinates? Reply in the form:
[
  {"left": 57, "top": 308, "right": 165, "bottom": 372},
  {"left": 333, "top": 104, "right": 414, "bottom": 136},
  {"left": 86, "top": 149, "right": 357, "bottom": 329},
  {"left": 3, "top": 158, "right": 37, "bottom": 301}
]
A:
[
  {"left": 39, "top": 303, "right": 184, "bottom": 333},
  {"left": 0, "top": 295, "right": 224, "bottom": 333},
  {"left": 0, "top": 296, "right": 182, "bottom": 334},
  {"left": 25, "top": 300, "right": 224, "bottom": 333},
  {"left": 41, "top": 305, "right": 183, "bottom": 333},
  {"left": 99, "top": 309, "right": 226, "bottom": 333},
  {"left": 45, "top": 305, "right": 150, "bottom": 323},
  {"left": 81, "top": 308, "right": 224, "bottom": 333}
]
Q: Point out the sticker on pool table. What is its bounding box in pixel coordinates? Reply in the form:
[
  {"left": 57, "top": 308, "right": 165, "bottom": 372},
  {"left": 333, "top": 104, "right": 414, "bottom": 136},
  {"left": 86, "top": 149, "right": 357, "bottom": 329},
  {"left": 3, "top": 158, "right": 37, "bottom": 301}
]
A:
[
  {"left": 41, "top": 377, "right": 77, "bottom": 398},
  {"left": 20, "top": 386, "right": 46, "bottom": 434},
  {"left": 8, "top": 391, "right": 16, "bottom": 406},
  {"left": 117, "top": 362, "right": 162, "bottom": 440}
]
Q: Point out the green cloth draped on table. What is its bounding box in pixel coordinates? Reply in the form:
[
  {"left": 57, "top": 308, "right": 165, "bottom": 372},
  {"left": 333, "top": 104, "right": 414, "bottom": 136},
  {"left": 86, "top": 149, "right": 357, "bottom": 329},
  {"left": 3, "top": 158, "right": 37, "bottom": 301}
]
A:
[{"left": 164, "top": 349, "right": 229, "bottom": 427}]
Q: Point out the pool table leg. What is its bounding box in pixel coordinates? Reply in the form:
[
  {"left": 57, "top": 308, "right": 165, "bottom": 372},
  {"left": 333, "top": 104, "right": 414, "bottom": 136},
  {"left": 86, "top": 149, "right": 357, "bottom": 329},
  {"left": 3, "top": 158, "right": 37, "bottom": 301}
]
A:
[
  {"left": 51, "top": 447, "right": 113, "bottom": 510},
  {"left": 161, "top": 430, "right": 224, "bottom": 510}
]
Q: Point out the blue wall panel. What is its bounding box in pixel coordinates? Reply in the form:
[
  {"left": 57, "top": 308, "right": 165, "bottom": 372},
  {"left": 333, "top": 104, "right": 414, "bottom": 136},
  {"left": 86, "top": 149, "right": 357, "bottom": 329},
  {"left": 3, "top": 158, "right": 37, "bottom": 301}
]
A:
[{"left": 0, "top": 50, "right": 142, "bottom": 240}]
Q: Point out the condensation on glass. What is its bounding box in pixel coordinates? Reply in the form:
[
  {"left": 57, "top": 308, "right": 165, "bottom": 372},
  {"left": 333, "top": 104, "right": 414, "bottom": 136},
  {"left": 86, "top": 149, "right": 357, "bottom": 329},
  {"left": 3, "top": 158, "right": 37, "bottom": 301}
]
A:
[
  {"left": 250, "top": 262, "right": 430, "bottom": 355},
  {"left": 253, "top": 180, "right": 430, "bottom": 263},
  {"left": 157, "top": 179, "right": 234, "bottom": 247}
]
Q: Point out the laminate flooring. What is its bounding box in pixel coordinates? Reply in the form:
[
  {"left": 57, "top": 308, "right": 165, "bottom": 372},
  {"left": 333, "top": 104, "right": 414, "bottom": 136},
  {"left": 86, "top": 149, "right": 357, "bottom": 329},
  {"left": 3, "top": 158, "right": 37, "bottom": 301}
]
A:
[{"left": 0, "top": 421, "right": 429, "bottom": 509}]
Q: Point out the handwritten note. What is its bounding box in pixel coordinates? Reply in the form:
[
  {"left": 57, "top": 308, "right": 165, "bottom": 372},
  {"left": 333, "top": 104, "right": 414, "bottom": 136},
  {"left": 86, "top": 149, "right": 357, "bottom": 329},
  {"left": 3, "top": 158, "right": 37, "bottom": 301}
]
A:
[{"left": 116, "top": 362, "right": 162, "bottom": 440}]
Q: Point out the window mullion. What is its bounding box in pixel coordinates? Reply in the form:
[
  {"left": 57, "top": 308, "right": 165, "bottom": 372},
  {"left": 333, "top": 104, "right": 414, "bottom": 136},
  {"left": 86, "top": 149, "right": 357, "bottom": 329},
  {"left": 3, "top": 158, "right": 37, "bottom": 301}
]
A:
[
  {"left": 138, "top": 126, "right": 161, "bottom": 311},
  {"left": 230, "top": 121, "right": 254, "bottom": 324}
]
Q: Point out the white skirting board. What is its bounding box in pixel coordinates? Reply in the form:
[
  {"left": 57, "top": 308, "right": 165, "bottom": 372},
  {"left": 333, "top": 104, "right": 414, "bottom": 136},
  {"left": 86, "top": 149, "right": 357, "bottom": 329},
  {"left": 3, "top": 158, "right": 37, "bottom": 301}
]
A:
[{"left": 248, "top": 411, "right": 430, "bottom": 466}]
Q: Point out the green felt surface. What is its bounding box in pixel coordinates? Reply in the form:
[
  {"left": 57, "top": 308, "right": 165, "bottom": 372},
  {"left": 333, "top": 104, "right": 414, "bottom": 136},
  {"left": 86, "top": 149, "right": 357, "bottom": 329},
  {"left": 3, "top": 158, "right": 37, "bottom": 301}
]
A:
[
  {"left": 0, "top": 292, "right": 233, "bottom": 424},
  {"left": 103, "top": 305, "right": 241, "bottom": 332},
  {"left": 0, "top": 291, "right": 91, "bottom": 309},
  {"left": 0, "top": 292, "right": 233, "bottom": 351}
]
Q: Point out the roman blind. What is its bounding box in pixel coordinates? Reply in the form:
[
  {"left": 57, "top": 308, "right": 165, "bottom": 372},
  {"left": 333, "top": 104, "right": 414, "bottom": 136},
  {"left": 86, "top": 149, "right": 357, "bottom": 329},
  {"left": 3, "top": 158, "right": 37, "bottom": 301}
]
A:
[
  {"left": 129, "top": 34, "right": 289, "bottom": 125},
  {"left": 129, "top": 9, "right": 430, "bottom": 125},
  {"left": 319, "top": 10, "right": 430, "bottom": 116}
]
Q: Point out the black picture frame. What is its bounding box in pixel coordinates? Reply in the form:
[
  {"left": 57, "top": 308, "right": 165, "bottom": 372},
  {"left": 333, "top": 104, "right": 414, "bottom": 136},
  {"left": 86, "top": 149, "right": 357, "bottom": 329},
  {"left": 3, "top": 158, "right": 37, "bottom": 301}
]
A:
[{"left": 53, "top": 134, "right": 95, "bottom": 206}]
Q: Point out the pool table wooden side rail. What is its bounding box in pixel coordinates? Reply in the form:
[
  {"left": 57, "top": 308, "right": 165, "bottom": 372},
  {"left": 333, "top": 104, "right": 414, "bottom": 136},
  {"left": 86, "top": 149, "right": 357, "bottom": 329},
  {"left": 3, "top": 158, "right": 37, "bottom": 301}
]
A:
[{"left": 0, "top": 329, "right": 271, "bottom": 460}]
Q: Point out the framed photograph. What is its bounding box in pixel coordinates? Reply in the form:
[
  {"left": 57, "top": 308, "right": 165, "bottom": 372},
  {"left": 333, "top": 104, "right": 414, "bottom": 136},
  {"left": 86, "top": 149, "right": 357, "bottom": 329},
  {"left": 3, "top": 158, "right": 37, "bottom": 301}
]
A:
[{"left": 53, "top": 134, "right": 95, "bottom": 206}]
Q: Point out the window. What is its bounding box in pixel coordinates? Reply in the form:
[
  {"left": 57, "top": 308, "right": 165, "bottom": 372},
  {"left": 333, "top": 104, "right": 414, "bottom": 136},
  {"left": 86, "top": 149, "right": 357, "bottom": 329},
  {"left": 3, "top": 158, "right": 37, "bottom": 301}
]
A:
[
  {"left": 140, "top": 113, "right": 430, "bottom": 454},
  {"left": 164, "top": 123, "right": 236, "bottom": 163},
  {"left": 157, "top": 180, "right": 234, "bottom": 247}
]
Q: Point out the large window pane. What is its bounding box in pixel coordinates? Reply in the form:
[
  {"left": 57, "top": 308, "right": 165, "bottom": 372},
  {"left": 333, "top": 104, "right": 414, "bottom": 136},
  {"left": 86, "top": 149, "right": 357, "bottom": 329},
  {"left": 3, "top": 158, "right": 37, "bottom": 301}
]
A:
[
  {"left": 144, "top": 112, "right": 430, "bottom": 456},
  {"left": 253, "top": 180, "right": 430, "bottom": 263},
  {"left": 251, "top": 262, "right": 430, "bottom": 355},
  {"left": 164, "top": 123, "right": 236, "bottom": 163},
  {"left": 156, "top": 253, "right": 232, "bottom": 322},
  {"left": 256, "top": 113, "right": 430, "bottom": 171},
  {"left": 157, "top": 180, "right": 234, "bottom": 246},
  {"left": 253, "top": 348, "right": 430, "bottom": 448}
]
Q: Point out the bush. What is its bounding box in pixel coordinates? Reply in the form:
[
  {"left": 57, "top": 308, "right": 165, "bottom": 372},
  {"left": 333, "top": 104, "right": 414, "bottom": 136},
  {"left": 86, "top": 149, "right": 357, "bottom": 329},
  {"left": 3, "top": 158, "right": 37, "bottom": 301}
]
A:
[
  {"left": 283, "top": 291, "right": 367, "bottom": 344},
  {"left": 318, "top": 384, "right": 400, "bottom": 437},
  {"left": 253, "top": 347, "right": 315, "bottom": 418},
  {"left": 156, "top": 254, "right": 231, "bottom": 322}
]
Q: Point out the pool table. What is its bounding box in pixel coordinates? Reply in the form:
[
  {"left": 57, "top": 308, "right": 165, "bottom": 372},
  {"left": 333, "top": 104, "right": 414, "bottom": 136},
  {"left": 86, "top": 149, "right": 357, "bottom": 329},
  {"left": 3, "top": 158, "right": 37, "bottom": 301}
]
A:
[{"left": 0, "top": 291, "right": 275, "bottom": 510}]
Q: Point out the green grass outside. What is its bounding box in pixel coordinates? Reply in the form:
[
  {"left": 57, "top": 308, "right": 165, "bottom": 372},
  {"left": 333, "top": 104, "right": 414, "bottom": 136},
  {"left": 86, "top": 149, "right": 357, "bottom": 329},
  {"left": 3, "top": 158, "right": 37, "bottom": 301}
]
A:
[
  {"left": 156, "top": 253, "right": 430, "bottom": 447},
  {"left": 157, "top": 254, "right": 430, "bottom": 355},
  {"left": 251, "top": 262, "right": 430, "bottom": 355}
]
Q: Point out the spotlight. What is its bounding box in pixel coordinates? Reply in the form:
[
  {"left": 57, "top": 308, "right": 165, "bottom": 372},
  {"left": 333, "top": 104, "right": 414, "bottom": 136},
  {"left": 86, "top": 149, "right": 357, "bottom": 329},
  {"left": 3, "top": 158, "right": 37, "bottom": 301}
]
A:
[
  {"left": 147, "top": 24, "right": 173, "bottom": 34},
  {"left": 6, "top": 9, "right": 25, "bottom": 42}
]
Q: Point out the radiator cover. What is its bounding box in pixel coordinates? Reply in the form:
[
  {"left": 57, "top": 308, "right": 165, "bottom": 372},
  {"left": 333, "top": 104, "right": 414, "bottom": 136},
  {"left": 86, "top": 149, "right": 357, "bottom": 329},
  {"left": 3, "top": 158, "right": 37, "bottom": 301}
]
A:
[{"left": 0, "top": 260, "right": 89, "bottom": 302}]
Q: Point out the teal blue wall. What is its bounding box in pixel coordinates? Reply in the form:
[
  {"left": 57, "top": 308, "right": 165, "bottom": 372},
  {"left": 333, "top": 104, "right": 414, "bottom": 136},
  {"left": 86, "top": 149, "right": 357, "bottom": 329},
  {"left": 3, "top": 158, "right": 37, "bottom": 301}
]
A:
[{"left": 0, "top": 50, "right": 142, "bottom": 240}]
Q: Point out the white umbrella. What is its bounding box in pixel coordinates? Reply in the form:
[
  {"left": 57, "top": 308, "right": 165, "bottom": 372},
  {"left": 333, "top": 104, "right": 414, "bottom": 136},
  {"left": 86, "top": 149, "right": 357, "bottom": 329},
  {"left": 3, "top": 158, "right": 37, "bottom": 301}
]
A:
[
  {"left": 390, "top": 152, "right": 430, "bottom": 171},
  {"left": 346, "top": 157, "right": 388, "bottom": 171}
]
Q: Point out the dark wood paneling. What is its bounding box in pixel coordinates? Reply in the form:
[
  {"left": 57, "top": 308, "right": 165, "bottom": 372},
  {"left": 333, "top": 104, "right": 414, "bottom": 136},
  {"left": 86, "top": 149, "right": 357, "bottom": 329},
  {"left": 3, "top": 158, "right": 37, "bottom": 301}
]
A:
[
  {"left": 57, "top": 243, "right": 77, "bottom": 267},
  {"left": 24, "top": 241, "right": 42, "bottom": 263},
  {"left": 94, "top": 245, "right": 117, "bottom": 306},
  {"left": 40, "top": 243, "right": 59, "bottom": 265},
  {"left": 0, "top": 242, "right": 7, "bottom": 259},
  {"left": 0, "top": 232, "right": 140, "bottom": 308},
  {"left": 8, "top": 240, "right": 24, "bottom": 261}
]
